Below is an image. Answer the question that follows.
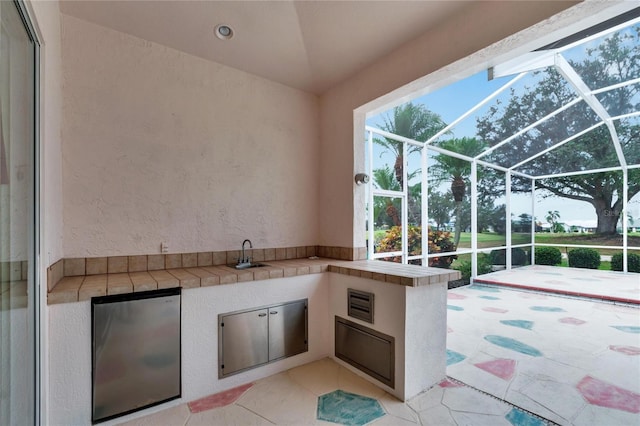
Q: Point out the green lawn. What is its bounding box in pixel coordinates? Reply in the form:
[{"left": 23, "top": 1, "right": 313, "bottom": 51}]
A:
[
  {"left": 533, "top": 232, "right": 640, "bottom": 256},
  {"left": 371, "top": 230, "right": 640, "bottom": 257},
  {"left": 458, "top": 232, "right": 530, "bottom": 247},
  {"left": 372, "top": 231, "right": 621, "bottom": 272},
  {"left": 374, "top": 230, "right": 528, "bottom": 247},
  {"left": 373, "top": 229, "right": 389, "bottom": 241},
  {"left": 463, "top": 232, "right": 640, "bottom": 255},
  {"left": 559, "top": 259, "right": 611, "bottom": 270},
  {"left": 534, "top": 232, "right": 640, "bottom": 243},
  {"left": 450, "top": 254, "right": 612, "bottom": 271}
]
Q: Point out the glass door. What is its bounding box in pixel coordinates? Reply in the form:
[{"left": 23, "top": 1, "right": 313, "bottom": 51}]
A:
[{"left": 0, "top": 1, "right": 37, "bottom": 424}]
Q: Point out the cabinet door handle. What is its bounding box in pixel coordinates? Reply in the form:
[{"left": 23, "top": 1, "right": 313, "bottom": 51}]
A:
[
  {"left": 270, "top": 311, "right": 278, "bottom": 315},
  {"left": 258, "top": 313, "right": 267, "bottom": 317}
]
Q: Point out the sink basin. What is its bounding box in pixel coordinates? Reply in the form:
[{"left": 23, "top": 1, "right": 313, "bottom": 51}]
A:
[{"left": 228, "top": 262, "right": 268, "bottom": 270}]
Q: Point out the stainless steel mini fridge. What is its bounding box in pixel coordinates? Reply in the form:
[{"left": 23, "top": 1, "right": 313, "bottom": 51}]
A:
[{"left": 91, "top": 288, "right": 181, "bottom": 424}]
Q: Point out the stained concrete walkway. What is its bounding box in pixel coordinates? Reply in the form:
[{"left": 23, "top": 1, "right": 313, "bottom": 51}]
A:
[
  {"left": 447, "top": 284, "right": 640, "bottom": 425},
  {"left": 120, "top": 357, "right": 549, "bottom": 426}
]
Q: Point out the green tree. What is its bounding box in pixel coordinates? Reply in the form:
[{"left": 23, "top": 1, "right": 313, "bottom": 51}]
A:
[
  {"left": 545, "top": 210, "right": 563, "bottom": 233},
  {"left": 372, "top": 165, "right": 423, "bottom": 227},
  {"left": 375, "top": 103, "right": 446, "bottom": 187},
  {"left": 475, "top": 200, "right": 492, "bottom": 233},
  {"left": 476, "top": 26, "right": 640, "bottom": 235},
  {"left": 513, "top": 213, "right": 532, "bottom": 233},
  {"left": 430, "top": 137, "right": 487, "bottom": 246},
  {"left": 427, "top": 190, "right": 454, "bottom": 230},
  {"left": 408, "top": 181, "right": 422, "bottom": 226},
  {"left": 489, "top": 205, "right": 506, "bottom": 234},
  {"left": 372, "top": 166, "right": 401, "bottom": 226}
]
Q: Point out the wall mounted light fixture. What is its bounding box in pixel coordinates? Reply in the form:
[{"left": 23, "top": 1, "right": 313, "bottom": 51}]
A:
[{"left": 354, "top": 173, "right": 369, "bottom": 185}]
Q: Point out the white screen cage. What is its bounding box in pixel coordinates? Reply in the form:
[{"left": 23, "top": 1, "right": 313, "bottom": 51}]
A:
[{"left": 365, "top": 8, "right": 640, "bottom": 276}]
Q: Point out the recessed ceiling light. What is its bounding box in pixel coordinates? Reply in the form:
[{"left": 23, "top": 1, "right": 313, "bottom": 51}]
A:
[{"left": 215, "top": 24, "right": 234, "bottom": 40}]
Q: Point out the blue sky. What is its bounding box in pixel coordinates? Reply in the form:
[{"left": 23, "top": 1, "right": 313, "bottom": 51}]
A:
[{"left": 367, "top": 70, "right": 510, "bottom": 139}]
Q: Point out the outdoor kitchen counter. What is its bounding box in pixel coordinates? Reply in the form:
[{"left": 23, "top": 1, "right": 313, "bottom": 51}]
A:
[
  {"left": 47, "top": 258, "right": 459, "bottom": 305},
  {"left": 329, "top": 260, "right": 460, "bottom": 286}
]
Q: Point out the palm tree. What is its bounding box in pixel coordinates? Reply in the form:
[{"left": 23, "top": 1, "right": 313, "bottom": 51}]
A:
[
  {"left": 374, "top": 103, "right": 446, "bottom": 188},
  {"left": 373, "top": 165, "right": 424, "bottom": 227},
  {"left": 372, "top": 166, "right": 401, "bottom": 226},
  {"left": 546, "top": 210, "right": 561, "bottom": 233},
  {"left": 430, "top": 137, "right": 486, "bottom": 247}
]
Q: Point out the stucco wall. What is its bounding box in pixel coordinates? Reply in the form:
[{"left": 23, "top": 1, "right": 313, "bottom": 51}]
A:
[
  {"left": 317, "top": 1, "right": 634, "bottom": 248},
  {"left": 328, "top": 273, "right": 407, "bottom": 399},
  {"left": 61, "top": 15, "right": 320, "bottom": 258},
  {"left": 328, "top": 273, "right": 448, "bottom": 401}
]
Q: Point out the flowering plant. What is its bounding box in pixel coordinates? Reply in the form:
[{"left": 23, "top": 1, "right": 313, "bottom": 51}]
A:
[{"left": 377, "top": 226, "right": 455, "bottom": 267}]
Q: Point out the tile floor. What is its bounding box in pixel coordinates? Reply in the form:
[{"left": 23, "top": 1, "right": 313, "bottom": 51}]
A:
[
  {"left": 119, "top": 357, "right": 546, "bottom": 426},
  {"left": 120, "top": 279, "right": 640, "bottom": 426}
]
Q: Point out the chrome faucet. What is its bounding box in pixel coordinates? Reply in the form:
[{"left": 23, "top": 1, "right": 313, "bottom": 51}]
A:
[{"left": 240, "top": 239, "right": 253, "bottom": 265}]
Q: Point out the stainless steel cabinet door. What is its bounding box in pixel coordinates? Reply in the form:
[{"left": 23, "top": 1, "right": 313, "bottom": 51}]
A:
[
  {"left": 220, "top": 309, "right": 268, "bottom": 376},
  {"left": 268, "top": 301, "right": 307, "bottom": 361}
]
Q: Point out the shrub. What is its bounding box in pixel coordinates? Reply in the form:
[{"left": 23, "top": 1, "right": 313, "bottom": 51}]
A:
[
  {"left": 489, "top": 248, "right": 528, "bottom": 266},
  {"left": 377, "top": 226, "right": 456, "bottom": 268},
  {"left": 428, "top": 228, "right": 456, "bottom": 268},
  {"left": 454, "top": 253, "right": 493, "bottom": 280},
  {"left": 377, "top": 225, "right": 418, "bottom": 258},
  {"left": 610, "top": 252, "right": 640, "bottom": 273},
  {"left": 567, "top": 248, "right": 601, "bottom": 269},
  {"left": 534, "top": 246, "right": 562, "bottom": 266}
]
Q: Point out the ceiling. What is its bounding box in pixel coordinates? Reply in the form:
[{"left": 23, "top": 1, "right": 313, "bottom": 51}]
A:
[{"left": 59, "top": 0, "right": 473, "bottom": 94}]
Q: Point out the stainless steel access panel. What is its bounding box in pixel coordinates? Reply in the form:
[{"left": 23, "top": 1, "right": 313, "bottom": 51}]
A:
[
  {"left": 335, "top": 316, "right": 394, "bottom": 388},
  {"left": 219, "top": 299, "right": 307, "bottom": 378}
]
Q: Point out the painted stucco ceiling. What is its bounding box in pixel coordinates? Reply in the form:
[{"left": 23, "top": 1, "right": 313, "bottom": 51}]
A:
[{"left": 59, "top": 0, "right": 474, "bottom": 94}]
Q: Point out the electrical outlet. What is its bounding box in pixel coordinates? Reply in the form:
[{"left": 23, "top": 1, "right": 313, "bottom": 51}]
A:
[{"left": 161, "top": 242, "right": 169, "bottom": 253}]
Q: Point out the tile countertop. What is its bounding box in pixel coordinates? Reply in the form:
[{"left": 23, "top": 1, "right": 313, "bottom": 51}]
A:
[{"left": 47, "top": 258, "right": 460, "bottom": 305}]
